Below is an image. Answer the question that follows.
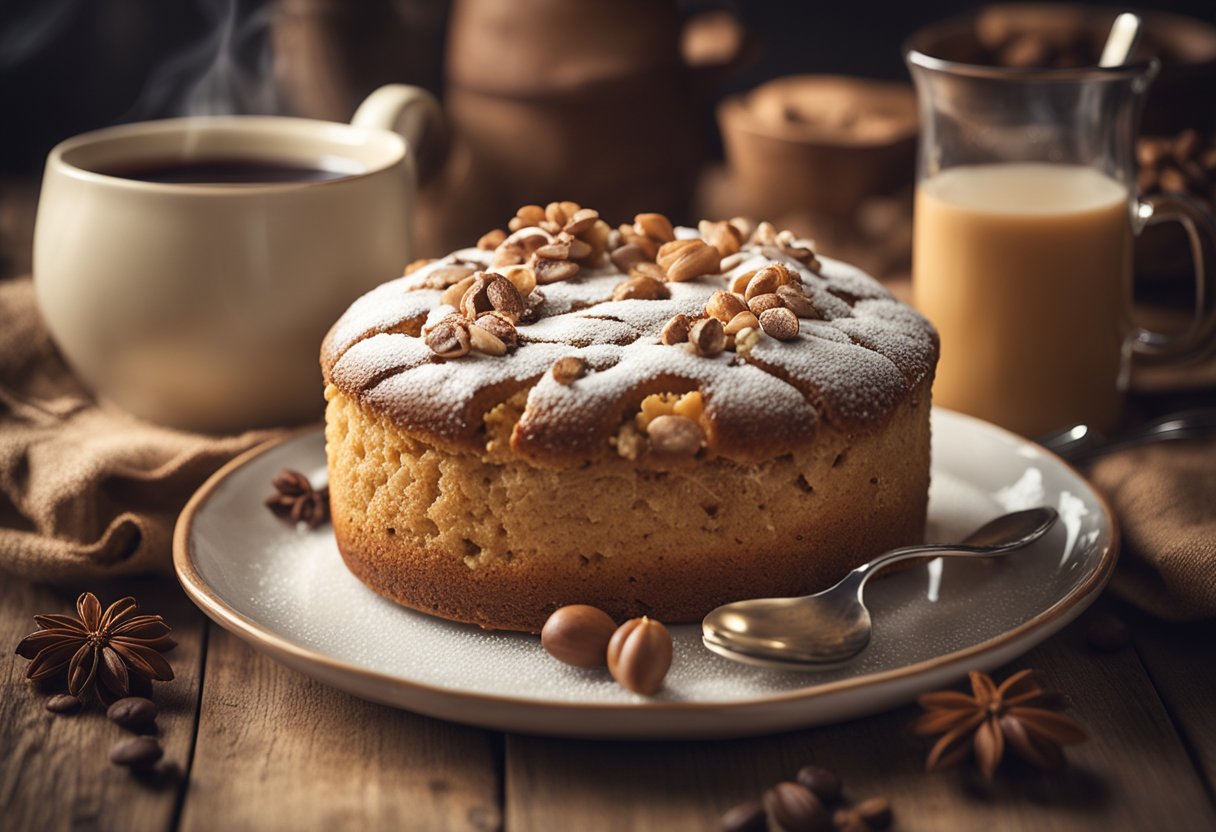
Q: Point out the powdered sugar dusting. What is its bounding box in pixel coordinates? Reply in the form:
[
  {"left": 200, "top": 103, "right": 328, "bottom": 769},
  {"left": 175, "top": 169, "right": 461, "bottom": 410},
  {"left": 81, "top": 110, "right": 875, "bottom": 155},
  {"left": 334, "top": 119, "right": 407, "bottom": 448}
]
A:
[{"left": 321, "top": 224, "right": 937, "bottom": 460}]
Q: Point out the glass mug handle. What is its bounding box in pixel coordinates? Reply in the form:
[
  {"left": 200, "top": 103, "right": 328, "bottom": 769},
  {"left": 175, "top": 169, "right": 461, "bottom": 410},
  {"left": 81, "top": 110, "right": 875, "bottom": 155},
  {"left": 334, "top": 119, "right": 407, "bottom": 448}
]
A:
[{"left": 1132, "top": 194, "right": 1216, "bottom": 361}]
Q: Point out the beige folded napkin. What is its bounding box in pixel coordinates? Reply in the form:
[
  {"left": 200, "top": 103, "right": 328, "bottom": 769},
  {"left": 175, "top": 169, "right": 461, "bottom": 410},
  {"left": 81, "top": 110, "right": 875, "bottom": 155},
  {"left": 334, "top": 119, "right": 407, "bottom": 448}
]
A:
[
  {"left": 1090, "top": 439, "right": 1216, "bottom": 620},
  {"left": 0, "top": 277, "right": 279, "bottom": 583}
]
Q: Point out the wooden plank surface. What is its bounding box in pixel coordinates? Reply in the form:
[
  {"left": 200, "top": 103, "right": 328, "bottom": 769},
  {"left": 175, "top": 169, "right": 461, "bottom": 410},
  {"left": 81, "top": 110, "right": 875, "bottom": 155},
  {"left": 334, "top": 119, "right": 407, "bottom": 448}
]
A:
[
  {"left": 0, "top": 576, "right": 205, "bottom": 832},
  {"left": 178, "top": 625, "right": 502, "bottom": 832},
  {"left": 505, "top": 614, "right": 1216, "bottom": 832}
]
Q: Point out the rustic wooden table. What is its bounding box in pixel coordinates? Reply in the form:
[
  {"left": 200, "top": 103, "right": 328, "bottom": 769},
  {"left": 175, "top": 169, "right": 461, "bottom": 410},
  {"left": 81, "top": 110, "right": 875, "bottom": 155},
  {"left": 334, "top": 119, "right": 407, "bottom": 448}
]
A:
[{"left": 2, "top": 179, "right": 1214, "bottom": 832}]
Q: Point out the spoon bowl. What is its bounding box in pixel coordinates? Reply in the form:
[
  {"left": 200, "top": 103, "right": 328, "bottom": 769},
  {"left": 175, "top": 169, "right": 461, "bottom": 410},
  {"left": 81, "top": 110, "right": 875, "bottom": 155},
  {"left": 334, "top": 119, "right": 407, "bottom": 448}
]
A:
[{"left": 702, "top": 508, "right": 1059, "bottom": 669}]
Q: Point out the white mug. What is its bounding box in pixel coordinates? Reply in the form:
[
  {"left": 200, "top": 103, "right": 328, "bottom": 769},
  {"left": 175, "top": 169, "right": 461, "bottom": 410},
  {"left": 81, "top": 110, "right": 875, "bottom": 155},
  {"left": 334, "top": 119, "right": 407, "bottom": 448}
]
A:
[{"left": 33, "top": 84, "right": 441, "bottom": 432}]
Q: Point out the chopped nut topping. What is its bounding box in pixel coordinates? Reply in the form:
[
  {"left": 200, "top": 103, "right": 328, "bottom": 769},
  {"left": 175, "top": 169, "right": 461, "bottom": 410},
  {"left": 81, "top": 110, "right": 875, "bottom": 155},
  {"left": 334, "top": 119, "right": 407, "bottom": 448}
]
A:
[
  {"left": 424, "top": 315, "right": 471, "bottom": 358},
  {"left": 610, "top": 243, "right": 648, "bottom": 275},
  {"left": 776, "top": 284, "right": 820, "bottom": 319},
  {"left": 552, "top": 355, "right": 587, "bottom": 385},
  {"left": 661, "top": 314, "right": 692, "bottom": 345},
  {"left": 698, "top": 219, "right": 745, "bottom": 257},
  {"left": 404, "top": 257, "right": 436, "bottom": 276},
  {"left": 689, "top": 317, "right": 727, "bottom": 356},
  {"left": 748, "top": 292, "right": 783, "bottom": 315},
  {"left": 633, "top": 213, "right": 676, "bottom": 244},
  {"left": 534, "top": 258, "right": 580, "bottom": 284},
  {"left": 705, "top": 290, "right": 747, "bottom": 322},
  {"left": 475, "top": 312, "right": 518, "bottom": 350},
  {"left": 468, "top": 322, "right": 507, "bottom": 356},
  {"left": 646, "top": 414, "right": 704, "bottom": 456},
  {"left": 724, "top": 310, "right": 760, "bottom": 335},
  {"left": 613, "top": 275, "right": 670, "bottom": 301},
  {"left": 423, "top": 264, "right": 478, "bottom": 289},
  {"left": 657, "top": 239, "right": 721, "bottom": 283},
  {"left": 508, "top": 204, "right": 545, "bottom": 232},
  {"left": 440, "top": 275, "right": 477, "bottom": 308},
  {"left": 500, "top": 264, "right": 537, "bottom": 296},
  {"left": 759, "top": 306, "right": 800, "bottom": 341},
  {"left": 734, "top": 326, "right": 763, "bottom": 356},
  {"left": 614, "top": 422, "right": 645, "bottom": 460},
  {"left": 477, "top": 229, "right": 507, "bottom": 250}
]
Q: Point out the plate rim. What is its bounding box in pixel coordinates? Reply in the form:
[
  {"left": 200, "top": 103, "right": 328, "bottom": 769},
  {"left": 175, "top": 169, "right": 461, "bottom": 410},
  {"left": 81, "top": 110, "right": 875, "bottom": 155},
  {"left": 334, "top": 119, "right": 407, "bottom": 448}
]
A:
[{"left": 173, "top": 409, "right": 1120, "bottom": 713}]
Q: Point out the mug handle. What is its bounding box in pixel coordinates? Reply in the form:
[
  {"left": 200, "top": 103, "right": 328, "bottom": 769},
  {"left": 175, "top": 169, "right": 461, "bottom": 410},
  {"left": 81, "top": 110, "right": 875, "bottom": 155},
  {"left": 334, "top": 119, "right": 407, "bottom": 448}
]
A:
[
  {"left": 1132, "top": 193, "right": 1216, "bottom": 362},
  {"left": 351, "top": 84, "right": 446, "bottom": 183}
]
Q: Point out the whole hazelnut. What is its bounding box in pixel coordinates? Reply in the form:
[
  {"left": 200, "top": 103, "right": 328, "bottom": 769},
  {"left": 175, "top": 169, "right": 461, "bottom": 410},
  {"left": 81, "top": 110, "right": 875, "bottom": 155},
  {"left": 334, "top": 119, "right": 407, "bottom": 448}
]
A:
[
  {"left": 607, "top": 617, "right": 673, "bottom": 695},
  {"left": 541, "top": 605, "right": 617, "bottom": 668},
  {"left": 762, "top": 782, "right": 828, "bottom": 832}
]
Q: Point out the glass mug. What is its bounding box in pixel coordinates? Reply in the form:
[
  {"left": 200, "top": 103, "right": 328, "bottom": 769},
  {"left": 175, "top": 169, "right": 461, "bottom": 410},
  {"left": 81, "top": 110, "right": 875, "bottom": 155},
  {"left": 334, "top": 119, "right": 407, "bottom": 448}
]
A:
[{"left": 906, "top": 51, "right": 1216, "bottom": 438}]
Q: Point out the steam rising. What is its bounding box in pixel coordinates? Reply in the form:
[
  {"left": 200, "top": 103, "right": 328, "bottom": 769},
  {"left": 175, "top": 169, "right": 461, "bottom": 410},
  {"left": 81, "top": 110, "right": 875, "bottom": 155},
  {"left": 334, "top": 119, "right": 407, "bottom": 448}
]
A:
[{"left": 125, "top": 0, "right": 279, "bottom": 119}]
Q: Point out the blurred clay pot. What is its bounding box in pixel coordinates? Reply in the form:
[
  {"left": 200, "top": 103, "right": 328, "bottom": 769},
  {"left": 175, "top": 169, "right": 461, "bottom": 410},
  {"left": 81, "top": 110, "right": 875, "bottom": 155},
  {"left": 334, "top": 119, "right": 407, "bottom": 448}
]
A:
[
  {"left": 445, "top": 0, "right": 745, "bottom": 224},
  {"left": 907, "top": 5, "right": 1216, "bottom": 135},
  {"left": 718, "top": 76, "right": 917, "bottom": 220}
]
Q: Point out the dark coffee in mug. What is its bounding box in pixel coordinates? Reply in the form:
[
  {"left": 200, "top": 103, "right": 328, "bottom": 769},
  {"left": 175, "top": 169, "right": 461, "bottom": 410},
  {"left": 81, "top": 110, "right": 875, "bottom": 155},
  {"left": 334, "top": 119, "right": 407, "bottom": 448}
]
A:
[{"left": 103, "top": 158, "right": 353, "bottom": 184}]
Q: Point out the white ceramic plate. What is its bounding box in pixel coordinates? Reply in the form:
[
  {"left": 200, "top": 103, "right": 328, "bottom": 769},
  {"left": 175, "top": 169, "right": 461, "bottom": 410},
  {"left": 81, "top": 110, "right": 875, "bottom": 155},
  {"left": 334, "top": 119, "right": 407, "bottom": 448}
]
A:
[{"left": 174, "top": 409, "right": 1117, "bottom": 739}]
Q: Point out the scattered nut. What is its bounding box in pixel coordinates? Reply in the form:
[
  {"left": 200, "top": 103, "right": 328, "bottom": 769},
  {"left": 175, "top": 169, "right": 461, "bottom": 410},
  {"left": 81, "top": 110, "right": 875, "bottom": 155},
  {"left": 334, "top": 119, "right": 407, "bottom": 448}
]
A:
[
  {"left": 795, "top": 765, "right": 842, "bottom": 803},
  {"left": 474, "top": 313, "right": 518, "bottom": 350},
  {"left": 689, "top": 317, "right": 727, "bottom": 356},
  {"left": 751, "top": 221, "right": 778, "bottom": 246},
  {"left": 730, "top": 269, "right": 757, "bottom": 294},
  {"left": 485, "top": 275, "right": 525, "bottom": 321},
  {"left": 440, "top": 275, "right": 477, "bottom": 308},
  {"left": 107, "top": 697, "right": 158, "bottom": 733},
  {"left": 563, "top": 207, "right": 599, "bottom": 236},
  {"left": 110, "top": 736, "right": 164, "bottom": 769},
  {"left": 46, "top": 694, "right": 82, "bottom": 714},
  {"left": 661, "top": 314, "right": 692, "bottom": 345},
  {"left": 646, "top": 414, "right": 704, "bottom": 456},
  {"left": 613, "top": 275, "right": 671, "bottom": 301},
  {"left": 607, "top": 617, "right": 673, "bottom": 695},
  {"left": 705, "top": 290, "right": 748, "bottom": 322},
  {"left": 629, "top": 261, "right": 667, "bottom": 281},
  {"left": 610, "top": 243, "right": 649, "bottom": 274},
  {"left": 534, "top": 258, "right": 580, "bottom": 284},
  {"left": 748, "top": 292, "right": 784, "bottom": 315},
  {"left": 744, "top": 264, "right": 789, "bottom": 300},
  {"left": 734, "top": 326, "right": 763, "bottom": 356},
  {"left": 633, "top": 212, "right": 676, "bottom": 243},
  {"left": 500, "top": 264, "right": 537, "bottom": 296},
  {"left": 698, "top": 218, "right": 744, "bottom": 256},
  {"left": 508, "top": 204, "right": 545, "bottom": 231},
  {"left": 477, "top": 229, "right": 507, "bottom": 250},
  {"left": 491, "top": 243, "right": 526, "bottom": 268},
  {"left": 424, "top": 316, "right": 471, "bottom": 358},
  {"left": 657, "top": 239, "right": 721, "bottom": 282},
  {"left": 541, "top": 605, "right": 618, "bottom": 668},
  {"left": 759, "top": 306, "right": 800, "bottom": 341},
  {"left": 762, "top": 782, "right": 828, "bottom": 832},
  {"left": 459, "top": 273, "right": 495, "bottom": 319},
  {"left": 777, "top": 284, "right": 820, "bottom": 319},
  {"left": 552, "top": 355, "right": 587, "bottom": 385},
  {"left": 719, "top": 251, "right": 747, "bottom": 272},
  {"left": 469, "top": 322, "right": 508, "bottom": 356},
  {"left": 535, "top": 240, "right": 572, "bottom": 260},
  {"left": 724, "top": 310, "right": 760, "bottom": 335},
  {"left": 775, "top": 229, "right": 820, "bottom": 268}
]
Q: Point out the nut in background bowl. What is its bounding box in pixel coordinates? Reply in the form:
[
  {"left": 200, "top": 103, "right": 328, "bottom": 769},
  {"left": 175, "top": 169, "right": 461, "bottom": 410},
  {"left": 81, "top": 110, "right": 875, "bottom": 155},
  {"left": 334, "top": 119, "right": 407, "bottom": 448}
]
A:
[{"left": 717, "top": 76, "right": 917, "bottom": 221}]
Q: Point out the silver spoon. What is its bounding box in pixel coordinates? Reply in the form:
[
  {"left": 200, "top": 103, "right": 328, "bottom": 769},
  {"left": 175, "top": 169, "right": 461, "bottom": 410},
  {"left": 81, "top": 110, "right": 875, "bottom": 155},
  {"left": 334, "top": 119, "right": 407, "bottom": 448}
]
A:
[
  {"left": 1038, "top": 408, "right": 1216, "bottom": 464},
  {"left": 702, "top": 507, "right": 1059, "bottom": 669}
]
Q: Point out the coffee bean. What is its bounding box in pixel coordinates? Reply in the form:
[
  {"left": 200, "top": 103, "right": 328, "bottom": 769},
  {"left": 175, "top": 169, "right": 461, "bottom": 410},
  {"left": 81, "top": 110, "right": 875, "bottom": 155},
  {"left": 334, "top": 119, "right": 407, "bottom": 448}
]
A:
[
  {"left": 855, "top": 796, "right": 893, "bottom": 830},
  {"left": 719, "top": 800, "right": 766, "bottom": 832},
  {"left": 110, "top": 736, "right": 163, "bottom": 769},
  {"left": 46, "top": 694, "right": 82, "bottom": 714},
  {"left": 107, "top": 697, "right": 158, "bottom": 732},
  {"left": 763, "top": 781, "right": 829, "bottom": 832},
  {"left": 1085, "top": 613, "right": 1131, "bottom": 652},
  {"left": 795, "top": 764, "right": 842, "bottom": 803}
]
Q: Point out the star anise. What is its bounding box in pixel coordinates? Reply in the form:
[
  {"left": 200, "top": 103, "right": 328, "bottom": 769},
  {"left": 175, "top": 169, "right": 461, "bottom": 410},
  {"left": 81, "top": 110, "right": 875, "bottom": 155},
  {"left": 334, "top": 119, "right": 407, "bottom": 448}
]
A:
[
  {"left": 265, "top": 468, "right": 330, "bottom": 528},
  {"left": 911, "top": 669, "right": 1088, "bottom": 781},
  {"left": 15, "top": 592, "right": 175, "bottom": 706}
]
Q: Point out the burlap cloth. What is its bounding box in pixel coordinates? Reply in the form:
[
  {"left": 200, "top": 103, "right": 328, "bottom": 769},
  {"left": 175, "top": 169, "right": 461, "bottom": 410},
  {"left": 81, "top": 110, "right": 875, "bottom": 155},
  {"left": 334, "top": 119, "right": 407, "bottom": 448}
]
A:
[
  {"left": 1, "top": 273, "right": 1213, "bottom": 618},
  {"left": 0, "top": 277, "right": 279, "bottom": 582}
]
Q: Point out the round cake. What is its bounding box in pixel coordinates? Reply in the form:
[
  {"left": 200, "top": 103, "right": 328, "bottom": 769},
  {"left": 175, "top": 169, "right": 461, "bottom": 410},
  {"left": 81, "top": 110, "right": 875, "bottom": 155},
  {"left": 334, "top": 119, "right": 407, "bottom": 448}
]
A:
[{"left": 321, "top": 204, "right": 938, "bottom": 632}]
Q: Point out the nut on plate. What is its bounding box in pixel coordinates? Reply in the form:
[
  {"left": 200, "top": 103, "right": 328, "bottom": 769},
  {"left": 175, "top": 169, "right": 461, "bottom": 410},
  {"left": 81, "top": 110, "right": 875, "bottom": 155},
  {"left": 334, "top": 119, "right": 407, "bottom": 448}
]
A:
[
  {"left": 607, "top": 617, "right": 673, "bottom": 695},
  {"left": 541, "top": 605, "right": 617, "bottom": 668}
]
